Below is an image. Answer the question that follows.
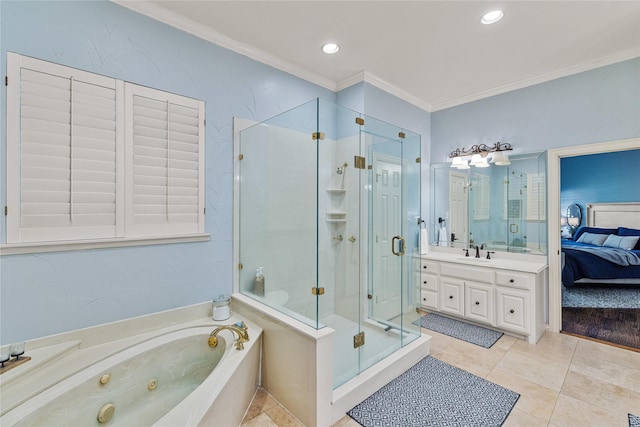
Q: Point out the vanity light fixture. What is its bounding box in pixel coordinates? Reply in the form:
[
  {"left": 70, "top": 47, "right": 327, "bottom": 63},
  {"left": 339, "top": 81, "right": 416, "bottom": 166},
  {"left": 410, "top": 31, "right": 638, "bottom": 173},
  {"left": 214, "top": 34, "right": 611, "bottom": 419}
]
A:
[
  {"left": 449, "top": 142, "right": 512, "bottom": 169},
  {"left": 322, "top": 42, "right": 340, "bottom": 54},
  {"left": 481, "top": 10, "right": 504, "bottom": 25}
]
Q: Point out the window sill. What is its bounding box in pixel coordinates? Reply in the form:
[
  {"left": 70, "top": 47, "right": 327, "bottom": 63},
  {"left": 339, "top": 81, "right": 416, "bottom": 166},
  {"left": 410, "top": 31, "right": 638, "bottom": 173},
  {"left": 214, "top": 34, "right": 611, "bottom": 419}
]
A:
[{"left": 0, "top": 234, "right": 210, "bottom": 256}]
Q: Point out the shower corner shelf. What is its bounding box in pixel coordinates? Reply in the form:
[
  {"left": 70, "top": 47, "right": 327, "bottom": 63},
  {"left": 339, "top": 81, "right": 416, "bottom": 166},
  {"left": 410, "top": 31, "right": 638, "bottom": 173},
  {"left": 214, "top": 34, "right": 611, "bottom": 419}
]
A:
[
  {"left": 326, "top": 188, "right": 346, "bottom": 194},
  {"left": 326, "top": 211, "right": 347, "bottom": 223}
]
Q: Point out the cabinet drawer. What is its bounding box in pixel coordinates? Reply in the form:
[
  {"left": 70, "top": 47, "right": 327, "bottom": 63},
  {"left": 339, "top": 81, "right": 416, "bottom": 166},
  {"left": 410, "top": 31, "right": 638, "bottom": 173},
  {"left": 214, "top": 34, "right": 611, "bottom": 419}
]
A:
[
  {"left": 419, "top": 260, "right": 439, "bottom": 274},
  {"left": 496, "top": 271, "right": 532, "bottom": 290},
  {"left": 418, "top": 273, "right": 438, "bottom": 291},
  {"left": 440, "top": 263, "right": 493, "bottom": 283},
  {"left": 421, "top": 288, "right": 438, "bottom": 310}
]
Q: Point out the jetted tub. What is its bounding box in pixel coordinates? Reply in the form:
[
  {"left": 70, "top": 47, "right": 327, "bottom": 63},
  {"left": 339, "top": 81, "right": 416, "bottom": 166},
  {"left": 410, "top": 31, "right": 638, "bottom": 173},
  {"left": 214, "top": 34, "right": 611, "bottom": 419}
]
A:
[{"left": 1, "top": 321, "right": 261, "bottom": 427}]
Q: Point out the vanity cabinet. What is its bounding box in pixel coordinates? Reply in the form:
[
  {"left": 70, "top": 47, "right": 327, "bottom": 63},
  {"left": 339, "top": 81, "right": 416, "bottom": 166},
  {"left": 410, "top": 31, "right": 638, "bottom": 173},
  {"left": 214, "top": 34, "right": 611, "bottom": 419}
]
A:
[
  {"left": 415, "top": 252, "right": 547, "bottom": 344},
  {"left": 414, "top": 259, "right": 439, "bottom": 310}
]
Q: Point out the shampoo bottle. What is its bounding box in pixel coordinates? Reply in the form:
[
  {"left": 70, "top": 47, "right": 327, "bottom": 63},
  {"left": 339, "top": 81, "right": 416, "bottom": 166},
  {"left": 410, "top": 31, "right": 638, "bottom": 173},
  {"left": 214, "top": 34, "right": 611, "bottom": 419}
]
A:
[{"left": 254, "top": 267, "right": 265, "bottom": 296}]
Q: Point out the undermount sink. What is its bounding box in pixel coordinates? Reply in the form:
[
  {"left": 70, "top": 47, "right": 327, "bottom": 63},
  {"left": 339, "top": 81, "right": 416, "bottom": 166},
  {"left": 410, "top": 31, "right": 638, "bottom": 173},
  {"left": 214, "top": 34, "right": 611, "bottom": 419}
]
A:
[{"left": 455, "top": 257, "right": 491, "bottom": 263}]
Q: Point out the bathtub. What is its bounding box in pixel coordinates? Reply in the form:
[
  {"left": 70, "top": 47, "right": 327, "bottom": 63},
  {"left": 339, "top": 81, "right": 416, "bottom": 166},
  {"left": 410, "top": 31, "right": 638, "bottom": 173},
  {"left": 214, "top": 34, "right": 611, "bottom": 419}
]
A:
[{"left": 1, "top": 321, "right": 261, "bottom": 427}]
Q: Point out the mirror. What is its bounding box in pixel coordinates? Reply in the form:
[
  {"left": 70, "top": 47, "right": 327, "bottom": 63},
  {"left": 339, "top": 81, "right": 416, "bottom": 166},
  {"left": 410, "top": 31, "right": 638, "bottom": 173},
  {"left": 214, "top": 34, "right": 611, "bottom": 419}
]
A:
[
  {"left": 430, "top": 152, "right": 548, "bottom": 255},
  {"left": 566, "top": 203, "right": 582, "bottom": 236}
]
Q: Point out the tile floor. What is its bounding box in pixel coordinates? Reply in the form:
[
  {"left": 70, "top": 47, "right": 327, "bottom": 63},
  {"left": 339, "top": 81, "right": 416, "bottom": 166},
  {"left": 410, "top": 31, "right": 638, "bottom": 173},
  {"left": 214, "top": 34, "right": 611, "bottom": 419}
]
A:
[{"left": 240, "top": 327, "right": 640, "bottom": 427}]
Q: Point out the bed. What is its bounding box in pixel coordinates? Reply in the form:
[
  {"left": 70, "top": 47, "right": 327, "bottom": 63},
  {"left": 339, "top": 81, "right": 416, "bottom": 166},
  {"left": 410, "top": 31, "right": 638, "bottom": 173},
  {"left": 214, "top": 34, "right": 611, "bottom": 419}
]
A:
[{"left": 561, "top": 202, "right": 640, "bottom": 287}]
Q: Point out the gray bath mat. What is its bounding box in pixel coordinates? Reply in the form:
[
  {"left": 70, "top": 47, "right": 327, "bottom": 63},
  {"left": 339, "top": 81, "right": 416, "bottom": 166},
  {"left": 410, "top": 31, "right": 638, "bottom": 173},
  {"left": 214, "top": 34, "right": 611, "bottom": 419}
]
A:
[
  {"left": 348, "top": 356, "right": 519, "bottom": 426},
  {"left": 413, "top": 313, "right": 503, "bottom": 348},
  {"left": 630, "top": 413, "right": 640, "bottom": 427}
]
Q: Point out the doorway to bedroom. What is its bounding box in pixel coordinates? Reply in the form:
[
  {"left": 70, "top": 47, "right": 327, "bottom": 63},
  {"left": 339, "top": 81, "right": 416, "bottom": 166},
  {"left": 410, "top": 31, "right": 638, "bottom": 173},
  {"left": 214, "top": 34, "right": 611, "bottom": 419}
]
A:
[{"left": 557, "top": 147, "right": 640, "bottom": 350}]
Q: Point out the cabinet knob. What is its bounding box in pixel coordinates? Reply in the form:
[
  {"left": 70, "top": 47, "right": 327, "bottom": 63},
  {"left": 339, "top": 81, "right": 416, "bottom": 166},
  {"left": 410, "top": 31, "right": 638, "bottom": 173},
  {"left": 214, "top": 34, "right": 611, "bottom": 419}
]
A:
[
  {"left": 509, "top": 309, "right": 515, "bottom": 314},
  {"left": 475, "top": 301, "right": 480, "bottom": 305},
  {"left": 509, "top": 279, "right": 515, "bottom": 283},
  {"left": 423, "top": 265, "right": 427, "bottom": 269},
  {"left": 449, "top": 295, "right": 454, "bottom": 299},
  {"left": 423, "top": 281, "right": 427, "bottom": 285},
  {"left": 423, "top": 297, "right": 426, "bottom": 301}
]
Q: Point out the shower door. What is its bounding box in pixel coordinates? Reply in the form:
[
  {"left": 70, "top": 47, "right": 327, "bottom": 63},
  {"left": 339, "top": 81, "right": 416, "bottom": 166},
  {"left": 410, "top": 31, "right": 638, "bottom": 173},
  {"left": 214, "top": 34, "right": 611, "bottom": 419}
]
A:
[{"left": 356, "top": 114, "right": 422, "bottom": 377}]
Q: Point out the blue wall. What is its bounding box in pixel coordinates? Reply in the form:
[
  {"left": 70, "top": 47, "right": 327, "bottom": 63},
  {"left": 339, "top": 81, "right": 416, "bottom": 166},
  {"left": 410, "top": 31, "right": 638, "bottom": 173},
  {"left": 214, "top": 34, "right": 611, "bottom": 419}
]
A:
[
  {"left": 561, "top": 150, "right": 640, "bottom": 227},
  {"left": 0, "top": 1, "right": 431, "bottom": 344},
  {"left": 431, "top": 58, "right": 640, "bottom": 162}
]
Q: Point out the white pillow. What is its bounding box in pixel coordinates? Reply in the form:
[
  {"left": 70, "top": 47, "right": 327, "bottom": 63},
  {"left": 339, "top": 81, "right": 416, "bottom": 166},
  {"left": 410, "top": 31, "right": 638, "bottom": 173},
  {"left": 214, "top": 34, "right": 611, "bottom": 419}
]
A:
[
  {"left": 602, "top": 234, "right": 640, "bottom": 251},
  {"left": 576, "top": 232, "right": 608, "bottom": 246}
]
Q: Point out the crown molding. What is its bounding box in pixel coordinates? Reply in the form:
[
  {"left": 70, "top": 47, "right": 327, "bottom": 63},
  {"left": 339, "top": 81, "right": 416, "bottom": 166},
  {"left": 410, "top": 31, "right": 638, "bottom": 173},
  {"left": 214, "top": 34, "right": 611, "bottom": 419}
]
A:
[
  {"left": 111, "top": 0, "right": 337, "bottom": 92},
  {"left": 431, "top": 48, "right": 640, "bottom": 112},
  {"left": 112, "top": 1, "right": 638, "bottom": 116},
  {"left": 337, "top": 71, "right": 433, "bottom": 113},
  {"left": 112, "top": 1, "right": 432, "bottom": 113}
]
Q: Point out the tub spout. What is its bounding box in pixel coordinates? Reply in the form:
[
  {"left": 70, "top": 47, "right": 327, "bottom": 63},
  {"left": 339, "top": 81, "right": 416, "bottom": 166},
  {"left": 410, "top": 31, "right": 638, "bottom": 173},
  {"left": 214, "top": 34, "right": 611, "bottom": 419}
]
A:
[{"left": 208, "top": 321, "right": 250, "bottom": 350}]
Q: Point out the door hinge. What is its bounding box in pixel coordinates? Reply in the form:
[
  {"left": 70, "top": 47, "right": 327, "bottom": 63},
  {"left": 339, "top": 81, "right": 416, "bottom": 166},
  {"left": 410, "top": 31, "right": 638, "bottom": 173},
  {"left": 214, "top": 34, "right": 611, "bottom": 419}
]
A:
[
  {"left": 239, "top": 154, "right": 244, "bottom": 160},
  {"left": 5, "top": 76, "right": 7, "bottom": 86},
  {"left": 312, "top": 132, "right": 325, "bottom": 140},
  {"left": 354, "top": 331, "right": 365, "bottom": 348},
  {"left": 367, "top": 294, "right": 373, "bottom": 300},
  {"left": 311, "top": 286, "right": 325, "bottom": 296},
  {"left": 238, "top": 263, "right": 243, "bottom": 270},
  {"left": 416, "top": 157, "right": 421, "bottom": 163},
  {"left": 398, "top": 131, "right": 405, "bottom": 139},
  {"left": 355, "top": 117, "right": 365, "bottom": 126},
  {"left": 4, "top": 206, "right": 7, "bottom": 216},
  {"left": 203, "top": 207, "right": 206, "bottom": 214},
  {"left": 354, "top": 155, "right": 366, "bottom": 169}
]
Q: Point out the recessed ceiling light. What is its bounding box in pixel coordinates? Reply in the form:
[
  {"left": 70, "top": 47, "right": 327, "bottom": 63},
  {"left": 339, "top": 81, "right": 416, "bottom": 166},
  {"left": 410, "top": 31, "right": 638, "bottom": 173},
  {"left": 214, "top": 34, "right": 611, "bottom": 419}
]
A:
[
  {"left": 322, "top": 42, "right": 340, "bottom": 55},
  {"left": 481, "top": 10, "right": 504, "bottom": 25}
]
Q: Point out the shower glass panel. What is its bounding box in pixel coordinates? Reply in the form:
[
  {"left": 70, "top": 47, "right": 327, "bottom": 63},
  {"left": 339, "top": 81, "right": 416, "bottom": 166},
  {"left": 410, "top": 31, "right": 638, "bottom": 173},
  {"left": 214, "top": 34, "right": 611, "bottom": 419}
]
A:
[{"left": 238, "top": 98, "right": 421, "bottom": 389}]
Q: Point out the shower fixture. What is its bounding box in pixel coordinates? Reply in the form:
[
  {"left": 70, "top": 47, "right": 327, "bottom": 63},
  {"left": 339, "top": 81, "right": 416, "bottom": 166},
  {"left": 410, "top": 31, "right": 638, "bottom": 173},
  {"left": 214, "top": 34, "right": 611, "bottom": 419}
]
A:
[
  {"left": 332, "top": 234, "right": 344, "bottom": 241},
  {"left": 336, "top": 162, "right": 348, "bottom": 174}
]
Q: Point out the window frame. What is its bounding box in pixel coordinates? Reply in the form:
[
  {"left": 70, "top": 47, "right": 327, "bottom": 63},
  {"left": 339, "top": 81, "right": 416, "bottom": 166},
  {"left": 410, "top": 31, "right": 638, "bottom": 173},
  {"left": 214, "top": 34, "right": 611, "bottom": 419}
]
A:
[{"left": 2, "top": 53, "right": 208, "bottom": 255}]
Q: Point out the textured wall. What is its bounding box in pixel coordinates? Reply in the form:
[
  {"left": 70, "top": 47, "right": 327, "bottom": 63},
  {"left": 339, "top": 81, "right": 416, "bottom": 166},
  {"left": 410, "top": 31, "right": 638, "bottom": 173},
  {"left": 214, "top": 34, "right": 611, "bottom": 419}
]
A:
[
  {"left": 0, "top": 0, "right": 336, "bottom": 344},
  {"left": 0, "top": 1, "right": 432, "bottom": 344},
  {"left": 561, "top": 149, "right": 640, "bottom": 224},
  {"left": 431, "top": 58, "right": 640, "bottom": 163}
]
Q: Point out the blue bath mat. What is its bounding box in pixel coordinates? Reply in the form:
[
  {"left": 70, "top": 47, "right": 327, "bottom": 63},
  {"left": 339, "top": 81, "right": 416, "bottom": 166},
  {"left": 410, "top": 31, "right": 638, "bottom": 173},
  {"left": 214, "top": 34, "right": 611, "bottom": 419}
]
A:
[
  {"left": 413, "top": 313, "right": 503, "bottom": 348},
  {"left": 630, "top": 413, "right": 640, "bottom": 427},
  {"left": 348, "top": 356, "right": 519, "bottom": 426}
]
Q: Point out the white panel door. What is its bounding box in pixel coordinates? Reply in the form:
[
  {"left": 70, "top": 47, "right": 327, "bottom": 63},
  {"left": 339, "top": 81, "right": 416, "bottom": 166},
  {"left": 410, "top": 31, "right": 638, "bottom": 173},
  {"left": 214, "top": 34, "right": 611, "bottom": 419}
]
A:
[{"left": 372, "top": 154, "right": 403, "bottom": 321}]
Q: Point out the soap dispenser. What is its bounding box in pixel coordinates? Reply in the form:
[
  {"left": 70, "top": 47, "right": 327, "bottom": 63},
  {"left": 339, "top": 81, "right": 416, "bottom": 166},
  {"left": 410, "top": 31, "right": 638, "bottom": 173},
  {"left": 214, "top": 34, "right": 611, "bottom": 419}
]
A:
[{"left": 254, "top": 267, "right": 265, "bottom": 296}]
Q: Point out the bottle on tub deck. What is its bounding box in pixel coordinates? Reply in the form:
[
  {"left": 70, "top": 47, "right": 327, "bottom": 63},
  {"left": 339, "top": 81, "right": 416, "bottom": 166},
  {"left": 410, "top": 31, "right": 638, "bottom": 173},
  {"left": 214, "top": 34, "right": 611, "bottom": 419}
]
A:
[{"left": 254, "top": 267, "right": 265, "bottom": 296}]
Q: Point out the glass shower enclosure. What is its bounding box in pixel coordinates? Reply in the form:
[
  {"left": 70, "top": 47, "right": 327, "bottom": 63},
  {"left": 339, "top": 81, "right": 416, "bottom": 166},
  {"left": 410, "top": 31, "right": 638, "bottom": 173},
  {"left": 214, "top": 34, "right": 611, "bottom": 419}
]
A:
[{"left": 237, "top": 98, "right": 422, "bottom": 389}]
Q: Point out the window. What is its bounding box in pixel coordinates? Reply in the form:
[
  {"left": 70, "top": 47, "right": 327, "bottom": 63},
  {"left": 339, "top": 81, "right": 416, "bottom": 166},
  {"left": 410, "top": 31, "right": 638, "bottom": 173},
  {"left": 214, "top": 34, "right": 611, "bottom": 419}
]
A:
[
  {"left": 5, "top": 53, "right": 206, "bottom": 251},
  {"left": 526, "top": 172, "right": 546, "bottom": 221},
  {"left": 471, "top": 172, "right": 490, "bottom": 221}
]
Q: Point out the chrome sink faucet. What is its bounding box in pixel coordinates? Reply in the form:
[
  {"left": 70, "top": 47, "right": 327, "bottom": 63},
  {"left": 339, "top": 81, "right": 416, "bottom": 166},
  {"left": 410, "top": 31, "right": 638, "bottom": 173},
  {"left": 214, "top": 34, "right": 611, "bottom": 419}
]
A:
[{"left": 208, "top": 321, "right": 250, "bottom": 350}]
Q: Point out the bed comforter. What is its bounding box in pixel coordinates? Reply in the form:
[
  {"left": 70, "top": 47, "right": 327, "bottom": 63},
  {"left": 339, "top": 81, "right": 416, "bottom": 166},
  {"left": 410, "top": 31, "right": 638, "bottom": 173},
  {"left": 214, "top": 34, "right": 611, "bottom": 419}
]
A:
[{"left": 561, "top": 241, "right": 640, "bottom": 286}]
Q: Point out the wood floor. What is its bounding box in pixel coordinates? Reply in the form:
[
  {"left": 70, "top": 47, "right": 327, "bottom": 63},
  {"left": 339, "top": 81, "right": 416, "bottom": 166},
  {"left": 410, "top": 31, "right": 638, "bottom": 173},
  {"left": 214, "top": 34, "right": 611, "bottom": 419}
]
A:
[{"left": 562, "top": 307, "right": 640, "bottom": 351}]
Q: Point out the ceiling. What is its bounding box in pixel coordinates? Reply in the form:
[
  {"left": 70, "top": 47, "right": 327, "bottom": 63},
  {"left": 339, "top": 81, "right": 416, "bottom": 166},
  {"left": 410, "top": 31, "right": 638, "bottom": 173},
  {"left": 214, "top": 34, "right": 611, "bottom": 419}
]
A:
[{"left": 121, "top": 1, "right": 640, "bottom": 111}]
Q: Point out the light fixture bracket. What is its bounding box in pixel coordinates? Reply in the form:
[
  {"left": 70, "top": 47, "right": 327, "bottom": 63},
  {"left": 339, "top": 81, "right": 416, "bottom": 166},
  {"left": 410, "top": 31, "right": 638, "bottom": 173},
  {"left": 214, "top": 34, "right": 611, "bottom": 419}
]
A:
[{"left": 449, "top": 142, "right": 512, "bottom": 159}]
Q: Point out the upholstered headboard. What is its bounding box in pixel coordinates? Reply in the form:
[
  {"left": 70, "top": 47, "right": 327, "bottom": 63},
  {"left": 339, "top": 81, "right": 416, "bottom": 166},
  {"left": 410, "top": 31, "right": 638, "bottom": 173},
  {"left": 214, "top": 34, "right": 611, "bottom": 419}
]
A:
[{"left": 586, "top": 202, "right": 640, "bottom": 229}]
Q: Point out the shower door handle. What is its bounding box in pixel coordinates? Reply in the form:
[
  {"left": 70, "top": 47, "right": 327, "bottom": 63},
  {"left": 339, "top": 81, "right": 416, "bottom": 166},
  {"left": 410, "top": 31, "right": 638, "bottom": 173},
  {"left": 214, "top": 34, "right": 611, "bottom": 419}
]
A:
[{"left": 391, "top": 236, "right": 406, "bottom": 256}]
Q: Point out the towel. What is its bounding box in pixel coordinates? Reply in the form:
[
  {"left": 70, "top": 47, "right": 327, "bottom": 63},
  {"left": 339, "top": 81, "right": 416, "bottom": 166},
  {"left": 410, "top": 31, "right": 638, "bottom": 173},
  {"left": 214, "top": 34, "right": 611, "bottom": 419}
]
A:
[
  {"left": 420, "top": 228, "right": 429, "bottom": 254},
  {"left": 438, "top": 225, "right": 448, "bottom": 247}
]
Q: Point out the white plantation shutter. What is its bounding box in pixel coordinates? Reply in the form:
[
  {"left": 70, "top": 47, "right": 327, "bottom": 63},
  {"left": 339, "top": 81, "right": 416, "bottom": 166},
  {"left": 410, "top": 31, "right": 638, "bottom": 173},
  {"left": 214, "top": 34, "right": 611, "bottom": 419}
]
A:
[
  {"left": 126, "top": 84, "right": 205, "bottom": 237},
  {"left": 6, "top": 53, "right": 205, "bottom": 248},
  {"left": 6, "top": 53, "right": 123, "bottom": 243}
]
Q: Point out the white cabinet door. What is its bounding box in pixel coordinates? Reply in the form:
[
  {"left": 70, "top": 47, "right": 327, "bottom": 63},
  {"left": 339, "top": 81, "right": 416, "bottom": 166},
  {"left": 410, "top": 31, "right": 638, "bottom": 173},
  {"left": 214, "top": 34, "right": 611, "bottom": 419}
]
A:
[
  {"left": 439, "top": 277, "right": 464, "bottom": 316},
  {"left": 465, "top": 282, "right": 494, "bottom": 325},
  {"left": 496, "top": 288, "right": 529, "bottom": 334}
]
